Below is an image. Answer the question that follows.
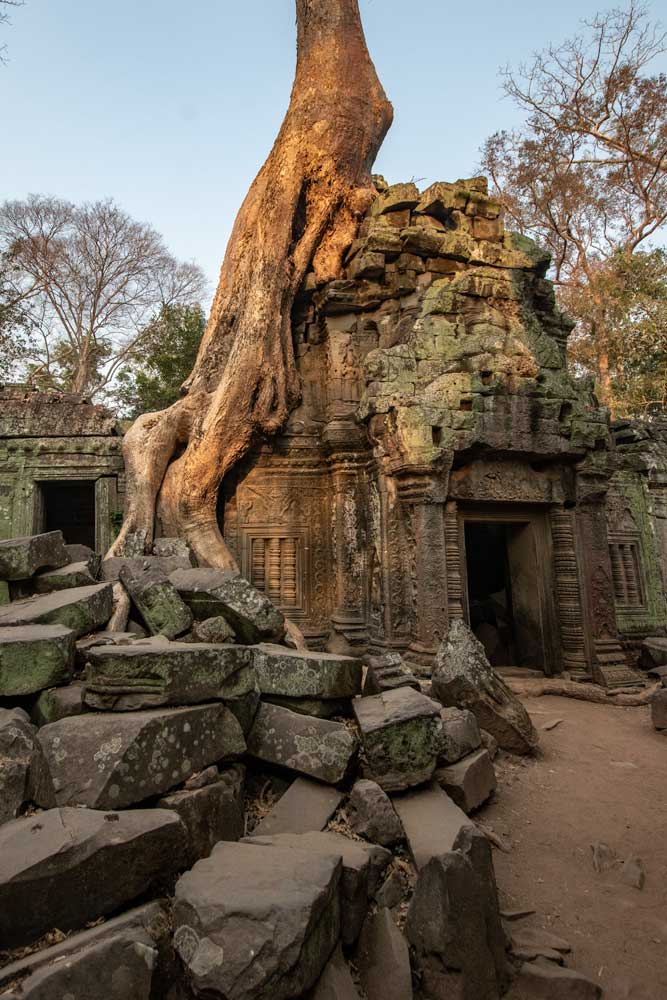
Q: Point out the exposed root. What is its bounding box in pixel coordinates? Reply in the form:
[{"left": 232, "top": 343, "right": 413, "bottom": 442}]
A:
[{"left": 507, "top": 677, "right": 658, "bottom": 707}]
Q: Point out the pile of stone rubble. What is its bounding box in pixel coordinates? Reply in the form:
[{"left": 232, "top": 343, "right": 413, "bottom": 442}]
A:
[{"left": 0, "top": 531, "right": 601, "bottom": 998}]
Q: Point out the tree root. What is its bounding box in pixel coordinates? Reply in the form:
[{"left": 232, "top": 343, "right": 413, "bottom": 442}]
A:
[{"left": 507, "top": 677, "right": 658, "bottom": 707}]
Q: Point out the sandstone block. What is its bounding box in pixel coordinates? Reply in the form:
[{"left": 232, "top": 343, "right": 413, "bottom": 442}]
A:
[
  {"left": 158, "top": 765, "right": 245, "bottom": 865},
  {"left": 353, "top": 687, "right": 442, "bottom": 791},
  {"left": 170, "top": 567, "right": 285, "bottom": 643},
  {"left": 65, "top": 543, "right": 102, "bottom": 578},
  {"left": 120, "top": 562, "right": 193, "bottom": 638},
  {"left": 84, "top": 639, "right": 255, "bottom": 710},
  {"left": 264, "top": 694, "right": 352, "bottom": 718},
  {"left": 34, "top": 560, "right": 98, "bottom": 593},
  {"left": 348, "top": 779, "right": 404, "bottom": 846},
  {"left": 438, "top": 706, "right": 482, "bottom": 764},
  {"left": 174, "top": 839, "right": 342, "bottom": 1000},
  {"left": 0, "top": 708, "right": 44, "bottom": 824},
  {"left": 433, "top": 620, "right": 539, "bottom": 755},
  {"left": 509, "top": 960, "right": 602, "bottom": 999},
  {"left": 435, "top": 748, "right": 497, "bottom": 813},
  {"left": 32, "top": 681, "right": 88, "bottom": 726},
  {"left": 253, "top": 643, "right": 362, "bottom": 700},
  {"left": 309, "top": 945, "right": 360, "bottom": 1000},
  {"left": 253, "top": 777, "right": 344, "bottom": 837},
  {"left": 0, "top": 531, "right": 69, "bottom": 581},
  {"left": 0, "top": 583, "right": 113, "bottom": 638},
  {"left": 392, "top": 782, "right": 473, "bottom": 870},
  {"left": 371, "top": 182, "right": 420, "bottom": 216},
  {"left": 190, "top": 615, "right": 236, "bottom": 644},
  {"left": 362, "top": 652, "right": 420, "bottom": 696},
  {"left": 0, "top": 807, "right": 187, "bottom": 948},
  {"left": 32, "top": 703, "right": 246, "bottom": 809},
  {"left": 101, "top": 554, "right": 192, "bottom": 582},
  {"left": 0, "top": 623, "right": 74, "bottom": 697},
  {"left": 358, "top": 908, "right": 412, "bottom": 1000},
  {"left": 247, "top": 701, "right": 357, "bottom": 784},
  {"left": 651, "top": 687, "right": 667, "bottom": 730},
  {"left": 639, "top": 637, "right": 667, "bottom": 670}
]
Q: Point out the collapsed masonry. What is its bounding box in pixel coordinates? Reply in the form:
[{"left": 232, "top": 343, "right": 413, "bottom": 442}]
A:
[
  {"left": 3, "top": 178, "right": 667, "bottom": 688},
  {"left": 0, "top": 528, "right": 608, "bottom": 999}
]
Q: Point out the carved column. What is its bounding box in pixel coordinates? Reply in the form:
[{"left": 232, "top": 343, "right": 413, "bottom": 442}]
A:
[
  {"left": 550, "top": 507, "right": 587, "bottom": 671},
  {"left": 445, "top": 500, "right": 464, "bottom": 622}
]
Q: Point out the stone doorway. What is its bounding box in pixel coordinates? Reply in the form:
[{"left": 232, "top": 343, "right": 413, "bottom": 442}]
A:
[
  {"left": 36, "top": 480, "right": 96, "bottom": 549},
  {"left": 460, "top": 506, "right": 560, "bottom": 675}
]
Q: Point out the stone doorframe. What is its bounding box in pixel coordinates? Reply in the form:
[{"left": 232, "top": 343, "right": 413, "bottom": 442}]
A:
[{"left": 454, "top": 502, "right": 563, "bottom": 676}]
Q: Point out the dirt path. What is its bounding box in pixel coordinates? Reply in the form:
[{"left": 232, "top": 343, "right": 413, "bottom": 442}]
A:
[{"left": 479, "top": 696, "right": 667, "bottom": 1000}]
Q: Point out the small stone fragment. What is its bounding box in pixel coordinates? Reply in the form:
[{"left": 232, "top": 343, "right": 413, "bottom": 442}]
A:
[
  {"left": 120, "top": 562, "right": 193, "bottom": 638},
  {"left": 190, "top": 615, "right": 236, "bottom": 644},
  {"left": 0, "top": 583, "right": 114, "bottom": 638},
  {"left": 435, "top": 747, "right": 496, "bottom": 813},
  {"left": 32, "top": 681, "right": 88, "bottom": 726},
  {"left": 185, "top": 764, "right": 220, "bottom": 790},
  {"left": 353, "top": 687, "right": 442, "bottom": 791},
  {"left": 247, "top": 701, "right": 357, "bottom": 784},
  {"left": 0, "top": 623, "right": 74, "bottom": 697},
  {"left": 253, "top": 777, "right": 344, "bottom": 837},
  {"left": 590, "top": 840, "right": 616, "bottom": 874},
  {"left": 480, "top": 729, "right": 499, "bottom": 760},
  {"left": 621, "top": 855, "right": 646, "bottom": 889},
  {"left": 170, "top": 567, "right": 285, "bottom": 643},
  {"left": 358, "top": 908, "right": 413, "bottom": 1000},
  {"left": 158, "top": 765, "right": 245, "bottom": 865},
  {"left": 348, "top": 779, "right": 404, "bottom": 846},
  {"left": 0, "top": 531, "right": 69, "bottom": 581},
  {"left": 510, "top": 927, "right": 572, "bottom": 955},
  {"left": 362, "top": 652, "right": 420, "bottom": 695}
]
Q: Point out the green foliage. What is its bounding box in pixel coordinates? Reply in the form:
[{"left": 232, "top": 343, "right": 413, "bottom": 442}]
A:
[
  {"left": 0, "top": 248, "right": 31, "bottom": 382},
  {"left": 116, "top": 304, "right": 206, "bottom": 418}
]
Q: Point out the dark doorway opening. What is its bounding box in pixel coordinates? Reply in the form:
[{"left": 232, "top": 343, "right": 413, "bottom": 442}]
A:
[
  {"left": 41, "top": 481, "right": 96, "bottom": 549},
  {"left": 465, "top": 522, "right": 517, "bottom": 666}
]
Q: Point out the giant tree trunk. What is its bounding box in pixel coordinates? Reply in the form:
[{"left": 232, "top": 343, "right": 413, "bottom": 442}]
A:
[{"left": 110, "top": 0, "right": 392, "bottom": 568}]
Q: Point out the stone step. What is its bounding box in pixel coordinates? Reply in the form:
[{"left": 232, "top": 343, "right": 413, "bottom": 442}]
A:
[
  {"left": 0, "top": 623, "right": 75, "bottom": 697},
  {"left": 392, "top": 781, "right": 474, "bottom": 870},
  {"left": 252, "top": 776, "right": 344, "bottom": 837},
  {"left": 0, "top": 583, "right": 113, "bottom": 638},
  {"left": 0, "top": 531, "right": 69, "bottom": 582}
]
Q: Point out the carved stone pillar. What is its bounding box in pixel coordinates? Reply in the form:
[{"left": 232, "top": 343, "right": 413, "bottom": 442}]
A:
[
  {"left": 445, "top": 500, "right": 464, "bottom": 622},
  {"left": 550, "top": 507, "right": 587, "bottom": 671}
]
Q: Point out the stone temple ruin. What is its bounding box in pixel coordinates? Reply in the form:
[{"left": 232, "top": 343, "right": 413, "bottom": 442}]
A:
[
  {"left": 3, "top": 178, "right": 667, "bottom": 687},
  {"left": 0, "top": 180, "right": 665, "bottom": 1000}
]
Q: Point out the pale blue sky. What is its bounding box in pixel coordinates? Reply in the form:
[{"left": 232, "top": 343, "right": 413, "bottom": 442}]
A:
[{"left": 1, "top": 1, "right": 665, "bottom": 294}]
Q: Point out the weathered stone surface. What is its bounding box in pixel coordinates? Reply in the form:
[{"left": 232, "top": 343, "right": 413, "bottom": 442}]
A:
[
  {"left": 247, "top": 701, "right": 357, "bottom": 784},
  {"left": 358, "top": 908, "right": 413, "bottom": 1000},
  {"left": 101, "top": 554, "right": 192, "bottom": 582},
  {"left": 348, "top": 779, "right": 404, "bottom": 846},
  {"left": 264, "top": 694, "right": 352, "bottom": 719},
  {"left": 226, "top": 685, "right": 261, "bottom": 735},
  {"left": 353, "top": 687, "right": 442, "bottom": 791},
  {"left": 438, "top": 706, "right": 482, "bottom": 764},
  {"left": 84, "top": 639, "right": 255, "bottom": 711},
  {"left": 34, "top": 560, "right": 98, "bottom": 593},
  {"left": 507, "top": 960, "right": 602, "bottom": 999},
  {"left": 253, "top": 643, "right": 362, "bottom": 700},
  {"left": 0, "top": 583, "right": 113, "bottom": 638},
  {"left": 75, "top": 629, "right": 137, "bottom": 665},
  {"left": 639, "top": 637, "right": 667, "bottom": 669},
  {"left": 158, "top": 765, "right": 245, "bottom": 865},
  {"left": 153, "top": 536, "right": 194, "bottom": 561},
  {"left": 0, "top": 901, "right": 172, "bottom": 1000},
  {"left": 650, "top": 687, "right": 667, "bottom": 730},
  {"left": 362, "top": 652, "right": 421, "bottom": 695},
  {"left": 32, "top": 703, "right": 246, "bottom": 809},
  {"left": 309, "top": 945, "right": 360, "bottom": 1000},
  {"left": 621, "top": 854, "right": 646, "bottom": 889},
  {"left": 0, "top": 807, "right": 187, "bottom": 948},
  {"left": 509, "top": 927, "right": 571, "bottom": 957},
  {"left": 170, "top": 567, "right": 285, "bottom": 643},
  {"left": 374, "top": 868, "right": 405, "bottom": 909},
  {"left": 406, "top": 825, "right": 510, "bottom": 1000},
  {"left": 120, "top": 562, "right": 193, "bottom": 639},
  {"left": 0, "top": 532, "right": 69, "bottom": 581},
  {"left": 65, "top": 543, "right": 102, "bottom": 578},
  {"left": 245, "top": 831, "right": 391, "bottom": 946},
  {"left": 435, "top": 748, "right": 496, "bottom": 813},
  {"left": 0, "top": 708, "right": 43, "bottom": 824},
  {"left": 0, "top": 623, "right": 74, "bottom": 697},
  {"left": 190, "top": 615, "right": 236, "bottom": 644},
  {"left": 174, "top": 839, "right": 342, "bottom": 1000},
  {"left": 32, "top": 681, "right": 88, "bottom": 726},
  {"left": 433, "top": 621, "right": 539, "bottom": 755},
  {"left": 253, "top": 776, "right": 344, "bottom": 837},
  {"left": 392, "top": 782, "right": 473, "bottom": 870}
]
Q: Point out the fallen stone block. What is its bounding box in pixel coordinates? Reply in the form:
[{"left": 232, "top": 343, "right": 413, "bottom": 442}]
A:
[
  {"left": 362, "top": 652, "right": 421, "bottom": 696},
  {"left": 174, "top": 839, "right": 341, "bottom": 1000},
  {"left": 252, "top": 776, "right": 344, "bottom": 836},
  {"left": 158, "top": 765, "right": 245, "bottom": 865},
  {"left": 0, "top": 708, "right": 45, "bottom": 824},
  {"left": 120, "top": 562, "right": 193, "bottom": 639},
  {"left": 0, "top": 900, "right": 173, "bottom": 1000},
  {"left": 264, "top": 694, "right": 352, "bottom": 718},
  {"left": 353, "top": 687, "right": 442, "bottom": 791},
  {"left": 65, "top": 543, "right": 102, "bottom": 578},
  {"left": 253, "top": 644, "right": 362, "bottom": 700},
  {"left": 358, "top": 908, "right": 413, "bottom": 1000},
  {"left": 101, "top": 554, "right": 193, "bottom": 582},
  {"left": 374, "top": 868, "right": 405, "bottom": 909},
  {"left": 0, "top": 623, "right": 74, "bottom": 697},
  {"left": 510, "top": 927, "right": 571, "bottom": 957},
  {"left": 226, "top": 685, "right": 261, "bottom": 735},
  {"left": 0, "top": 583, "right": 114, "bottom": 638},
  {"left": 34, "top": 560, "right": 99, "bottom": 593},
  {"left": 190, "top": 615, "right": 236, "bottom": 643},
  {"left": 244, "top": 831, "right": 391, "bottom": 946},
  {"left": 0, "top": 531, "right": 69, "bottom": 581},
  {"left": 32, "top": 703, "right": 246, "bottom": 809},
  {"left": 508, "top": 959, "right": 602, "bottom": 999},
  {"left": 75, "top": 629, "right": 137, "bottom": 666},
  {"left": 435, "top": 748, "right": 496, "bottom": 813},
  {"left": 83, "top": 639, "right": 255, "bottom": 710},
  {"left": 309, "top": 945, "right": 360, "bottom": 1000},
  {"left": 170, "top": 567, "right": 285, "bottom": 643},
  {"left": 406, "top": 825, "right": 510, "bottom": 1000},
  {"left": 392, "top": 781, "right": 473, "bottom": 870},
  {"left": 432, "top": 620, "right": 539, "bottom": 755},
  {"left": 0, "top": 807, "right": 187, "bottom": 948},
  {"left": 651, "top": 688, "right": 667, "bottom": 730},
  {"left": 639, "top": 636, "right": 667, "bottom": 670},
  {"left": 348, "top": 779, "right": 404, "bottom": 846},
  {"left": 247, "top": 701, "right": 357, "bottom": 784},
  {"left": 438, "top": 706, "right": 482, "bottom": 764},
  {"left": 32, "top": 681, "right": 88, "bottom": 726}
]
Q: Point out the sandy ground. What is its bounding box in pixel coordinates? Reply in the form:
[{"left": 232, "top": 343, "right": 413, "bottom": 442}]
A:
[{"left": 479, "top": 695, "right": 667, "bottom": 1000}]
